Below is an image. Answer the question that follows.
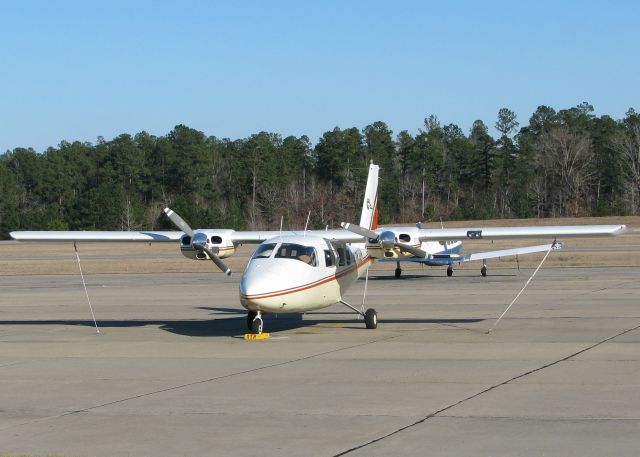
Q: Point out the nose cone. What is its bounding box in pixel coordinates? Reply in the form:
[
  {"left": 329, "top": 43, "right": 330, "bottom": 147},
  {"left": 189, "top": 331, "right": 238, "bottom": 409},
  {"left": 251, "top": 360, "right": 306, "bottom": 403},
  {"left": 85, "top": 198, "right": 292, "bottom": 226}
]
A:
[
  {"left": 240, "top": 258, "right": 315, "bottom": 312},
  {"left": 239, "top": 259, "right": 280, "bottom": 298}
]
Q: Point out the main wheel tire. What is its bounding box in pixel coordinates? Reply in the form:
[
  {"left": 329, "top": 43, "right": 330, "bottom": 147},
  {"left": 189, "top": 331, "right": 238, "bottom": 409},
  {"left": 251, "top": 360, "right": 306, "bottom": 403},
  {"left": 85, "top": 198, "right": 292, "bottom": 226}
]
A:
[
  {"left": 447, "top": 266, "right": 453, "bottom": 277},
  {"left": 481, "top": 266, "right": 487, "bottom": 277},
  {"left": 247, "top": 311, "right": 257, "bottom": 330},
  {"left": 395, "top": 268, "right": 402, "bottom": 278},
  {"left": 364, "top": 308, "right": 378, "bottom": 329},
  {"left": 251, "top": 316, "right": 263, "bottom": 334}
]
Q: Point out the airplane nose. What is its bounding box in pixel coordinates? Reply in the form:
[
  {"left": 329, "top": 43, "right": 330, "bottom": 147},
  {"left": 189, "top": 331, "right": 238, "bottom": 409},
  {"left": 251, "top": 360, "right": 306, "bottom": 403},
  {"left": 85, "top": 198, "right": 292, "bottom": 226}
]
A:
[{"left": 240, "top": 261, "right": 281, "bottom": 298}]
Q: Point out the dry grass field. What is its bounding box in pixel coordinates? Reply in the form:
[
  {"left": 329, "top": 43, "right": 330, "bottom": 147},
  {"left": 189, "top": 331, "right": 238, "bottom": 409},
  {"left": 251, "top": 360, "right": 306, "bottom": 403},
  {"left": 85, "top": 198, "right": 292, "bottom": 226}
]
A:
[{"left": 1, "top": 216, "right": 638, "bottom": 276}]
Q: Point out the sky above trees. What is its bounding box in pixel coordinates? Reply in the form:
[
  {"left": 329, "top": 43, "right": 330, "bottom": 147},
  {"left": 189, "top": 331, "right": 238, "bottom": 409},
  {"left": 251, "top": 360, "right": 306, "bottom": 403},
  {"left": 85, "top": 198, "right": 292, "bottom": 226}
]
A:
[{"left": 1, "top": 0, "right": 638, "bottom": 153}]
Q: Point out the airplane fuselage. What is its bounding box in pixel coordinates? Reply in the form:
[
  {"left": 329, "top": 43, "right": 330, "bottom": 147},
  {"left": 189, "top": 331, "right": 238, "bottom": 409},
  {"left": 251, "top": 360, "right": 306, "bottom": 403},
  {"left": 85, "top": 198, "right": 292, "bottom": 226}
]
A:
[{"left": 239, "top": 235, "right": 372, "bottom": 314}]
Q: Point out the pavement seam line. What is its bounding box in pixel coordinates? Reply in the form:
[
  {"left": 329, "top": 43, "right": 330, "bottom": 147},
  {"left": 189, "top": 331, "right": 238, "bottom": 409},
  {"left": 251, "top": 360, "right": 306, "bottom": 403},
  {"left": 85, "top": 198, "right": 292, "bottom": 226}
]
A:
[
  {"left": 0, "top": 332, "right": 406, "bottom": 432},
  {"left": 334, "top": 322, "right": 640, "bottom": 456}
]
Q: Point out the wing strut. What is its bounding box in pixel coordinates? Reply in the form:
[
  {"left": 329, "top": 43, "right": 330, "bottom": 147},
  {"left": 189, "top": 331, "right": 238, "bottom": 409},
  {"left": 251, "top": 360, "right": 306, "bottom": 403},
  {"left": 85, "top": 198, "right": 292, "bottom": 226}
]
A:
[
  {"left": 487, "top": 241, "right": 556, "bottom": 334},
  {"left": 74, "top": 242, "right": 100, "bottom": 334}
]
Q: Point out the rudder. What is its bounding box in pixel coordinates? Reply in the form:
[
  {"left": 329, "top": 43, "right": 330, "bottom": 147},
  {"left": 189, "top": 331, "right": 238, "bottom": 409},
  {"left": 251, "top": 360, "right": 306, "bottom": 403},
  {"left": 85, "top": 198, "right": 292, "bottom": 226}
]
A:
[{"left": 359, "top": 162, "right": 380, "bottom": 230}]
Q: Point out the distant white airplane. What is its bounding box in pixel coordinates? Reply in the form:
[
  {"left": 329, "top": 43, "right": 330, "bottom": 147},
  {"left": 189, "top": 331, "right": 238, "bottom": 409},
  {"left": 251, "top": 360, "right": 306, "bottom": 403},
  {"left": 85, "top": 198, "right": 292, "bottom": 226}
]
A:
[
  {"left": 10, "top": 163, "right": 627, "bottom": 334},
  {"left": 343, "top": 222, "right": 565, "bottom": 278}
]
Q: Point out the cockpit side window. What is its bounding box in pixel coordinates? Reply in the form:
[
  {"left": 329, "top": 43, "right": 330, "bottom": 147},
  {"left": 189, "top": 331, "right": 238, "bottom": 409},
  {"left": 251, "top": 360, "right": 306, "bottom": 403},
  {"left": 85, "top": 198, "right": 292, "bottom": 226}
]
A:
[
  {"left": 275, "top": 243, "right": 318, "bottom": 267},
  {"left": 252, "top": 243, "right": 277, "bottom": 259},
  {"left": 336, "top": 247, "right": 346, "bottom": 266}
]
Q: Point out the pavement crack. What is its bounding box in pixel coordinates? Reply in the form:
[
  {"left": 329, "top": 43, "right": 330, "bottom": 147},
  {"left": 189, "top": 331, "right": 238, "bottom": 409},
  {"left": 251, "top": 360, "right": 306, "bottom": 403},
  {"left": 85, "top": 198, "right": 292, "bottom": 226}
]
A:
[
  {"left": 0, "top": 333, "right": 405, "bottom": 432},
  {"left": 334, "top": 321, "right": 640, "bottom": 456}
]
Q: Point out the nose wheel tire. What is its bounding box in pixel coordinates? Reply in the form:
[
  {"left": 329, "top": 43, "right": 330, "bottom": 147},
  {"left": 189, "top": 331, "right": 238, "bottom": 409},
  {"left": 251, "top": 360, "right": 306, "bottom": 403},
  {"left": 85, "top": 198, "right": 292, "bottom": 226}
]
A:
[
  {"left": 481, "top": 266, "right": 487, "bottom": 277},
  {"left": 394, "top": 267, "right": 402, "bottom": 278},
  {"left": 251, "top": 315, "right": 264, "bottom": 334},
  {"left": 364, "top": 308, "right": 378, "bottom": 329},
  {"left": 447, "top": 266, "right": 454, "bottom": 277},
  {"left": 247, "top": 311, "right": 257, "bottom": 330}
]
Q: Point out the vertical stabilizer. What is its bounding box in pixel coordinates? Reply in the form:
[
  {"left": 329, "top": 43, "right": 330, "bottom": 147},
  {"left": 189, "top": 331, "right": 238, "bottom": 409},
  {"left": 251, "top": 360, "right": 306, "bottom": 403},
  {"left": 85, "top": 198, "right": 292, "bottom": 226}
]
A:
[{"left": 359, "top": 162, "right": 380, "bottom": 230}]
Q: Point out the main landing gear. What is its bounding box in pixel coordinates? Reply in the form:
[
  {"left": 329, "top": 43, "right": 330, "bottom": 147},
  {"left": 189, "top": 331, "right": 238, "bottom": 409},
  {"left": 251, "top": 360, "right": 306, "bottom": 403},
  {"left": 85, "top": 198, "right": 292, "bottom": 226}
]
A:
[
  {"left": 340, "top": 300, "right": 378, "bottom": 329},
  {"left": 447, "top": 264, "right": 488, "bottom": 277},
  {"left": 395, "top": 262, "right": 402, "bottom": 278},
  {"left": 247, "top": 310, "right": 264, "bottom": 334}
]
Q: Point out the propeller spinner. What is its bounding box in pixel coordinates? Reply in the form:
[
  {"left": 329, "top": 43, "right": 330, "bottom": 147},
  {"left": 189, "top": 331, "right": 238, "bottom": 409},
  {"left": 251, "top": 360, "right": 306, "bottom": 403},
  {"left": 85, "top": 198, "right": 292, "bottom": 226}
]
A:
[{"left": 164, "top": 208, "right": 232, "bottom": 276}]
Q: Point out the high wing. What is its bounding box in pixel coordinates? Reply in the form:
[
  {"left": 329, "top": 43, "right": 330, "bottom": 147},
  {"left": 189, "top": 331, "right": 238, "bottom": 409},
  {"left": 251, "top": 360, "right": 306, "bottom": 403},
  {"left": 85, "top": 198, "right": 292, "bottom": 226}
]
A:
[
  {"left": 227, "top": 229, "right": 362, "bottom": 244},
  {"left": 415, "top": 225, "right": 627, "bottom": 241},
  {"left": 9, "top": 231, "right": 183, "bottom": 242},
  {"left": 462, "top": 242, "right": 562, "bottom": 262},
  {"left": 9, "top": 229, "right": 363, "bottom": 244}
]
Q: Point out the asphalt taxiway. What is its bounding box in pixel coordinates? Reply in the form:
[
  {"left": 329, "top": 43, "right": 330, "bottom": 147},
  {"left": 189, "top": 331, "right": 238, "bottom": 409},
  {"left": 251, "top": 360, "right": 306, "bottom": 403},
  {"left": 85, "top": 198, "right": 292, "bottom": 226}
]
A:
[{"left": 1, "top": 266, "right": 639, "bottom": 456}]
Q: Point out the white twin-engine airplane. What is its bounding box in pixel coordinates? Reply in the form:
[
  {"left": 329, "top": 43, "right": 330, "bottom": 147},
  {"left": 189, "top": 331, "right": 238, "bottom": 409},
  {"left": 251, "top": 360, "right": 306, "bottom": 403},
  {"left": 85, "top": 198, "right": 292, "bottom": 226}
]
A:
[{"left": 10, "top": 163, "right": 627, "bottom": 334}]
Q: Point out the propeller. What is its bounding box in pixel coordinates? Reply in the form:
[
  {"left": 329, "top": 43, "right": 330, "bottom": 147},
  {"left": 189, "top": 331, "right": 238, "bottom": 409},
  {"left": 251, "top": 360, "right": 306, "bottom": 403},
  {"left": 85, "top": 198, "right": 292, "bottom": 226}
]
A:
[
  {"left": 164, "top": 207, "right": 232, "bottom": 276},
  {"left": 341, "top": 222, "right": 428, "bottom": 258}
]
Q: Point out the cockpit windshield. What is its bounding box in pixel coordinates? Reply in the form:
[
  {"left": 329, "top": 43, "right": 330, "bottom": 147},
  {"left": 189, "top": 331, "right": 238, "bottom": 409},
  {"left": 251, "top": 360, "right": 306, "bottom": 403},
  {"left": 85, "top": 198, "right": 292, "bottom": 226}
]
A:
[
  {"left": 252, "top": 243, "right": 277, "bottom": 259},
  {"left": 275, "top": 243, "right": 318, "bottom": 266}
]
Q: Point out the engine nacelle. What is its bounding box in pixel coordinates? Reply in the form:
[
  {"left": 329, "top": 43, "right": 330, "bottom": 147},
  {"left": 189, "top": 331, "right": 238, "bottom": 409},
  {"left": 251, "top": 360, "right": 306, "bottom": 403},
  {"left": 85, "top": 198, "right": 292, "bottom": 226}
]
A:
[
  {"left": 179, "top": 229, "right": 236, "bottom": 260},
  {"left": 366, "top": 230, "right": 419, "bottom": 259}
]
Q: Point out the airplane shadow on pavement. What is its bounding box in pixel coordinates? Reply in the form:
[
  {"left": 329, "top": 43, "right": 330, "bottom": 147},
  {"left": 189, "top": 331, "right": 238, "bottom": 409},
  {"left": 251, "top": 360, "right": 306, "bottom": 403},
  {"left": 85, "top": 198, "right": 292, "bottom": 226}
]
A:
[{"left": 0, "top": 313, "right": 485, "bottom": 337}]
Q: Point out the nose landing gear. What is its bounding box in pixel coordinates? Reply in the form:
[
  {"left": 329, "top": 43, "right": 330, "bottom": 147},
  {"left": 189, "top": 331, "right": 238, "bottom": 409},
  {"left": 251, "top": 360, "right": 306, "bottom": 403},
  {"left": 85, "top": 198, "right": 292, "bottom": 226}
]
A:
[{"left": 248, "top": 310, "right": 264, "bottom": 334}]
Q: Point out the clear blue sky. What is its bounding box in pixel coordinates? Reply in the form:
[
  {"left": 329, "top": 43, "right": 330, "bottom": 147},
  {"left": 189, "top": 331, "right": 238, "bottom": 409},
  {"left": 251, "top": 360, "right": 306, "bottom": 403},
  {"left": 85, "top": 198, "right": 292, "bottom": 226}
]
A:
[{"left": 1, "top": 0, "right": 638, "bottom": 153}]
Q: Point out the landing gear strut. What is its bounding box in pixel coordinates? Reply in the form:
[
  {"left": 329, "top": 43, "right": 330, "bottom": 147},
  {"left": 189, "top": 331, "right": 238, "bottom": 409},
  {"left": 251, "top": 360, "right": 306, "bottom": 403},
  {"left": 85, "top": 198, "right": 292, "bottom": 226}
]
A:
[
  {"left": 447, "top": 266, "right": 454, "bottom": 277},
  {"left": 249, "top": 310, "right": 264, "bottom": 334},
  {"left": 340, "top": 300, "right": 378, "bottom": 329},
  {"left": 395, "top": 262, "right": 402, "bottom": 278}
]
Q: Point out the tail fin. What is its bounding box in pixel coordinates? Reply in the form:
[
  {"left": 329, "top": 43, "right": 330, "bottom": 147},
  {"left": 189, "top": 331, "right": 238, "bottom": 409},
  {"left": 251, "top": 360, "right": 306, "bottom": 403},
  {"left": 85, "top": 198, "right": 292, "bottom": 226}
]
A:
[{"left": 359, "top": 162, "right": 380, "bottom": 230}]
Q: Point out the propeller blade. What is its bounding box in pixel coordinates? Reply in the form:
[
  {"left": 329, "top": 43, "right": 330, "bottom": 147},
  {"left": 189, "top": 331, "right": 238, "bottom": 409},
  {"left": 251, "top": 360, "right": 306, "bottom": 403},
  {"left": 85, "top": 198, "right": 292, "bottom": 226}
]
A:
[
  {"left": 395, "top": 242, "right": 427, "bottom": 258},
  {"left": 341, "top": 222, "right": 379, "bottom": 241},
  {"left": 203, "top": 246, "right": 232, "bottom": 276},
  {"left": 164, "top": 207, "right": 194, "bottom": 237}
]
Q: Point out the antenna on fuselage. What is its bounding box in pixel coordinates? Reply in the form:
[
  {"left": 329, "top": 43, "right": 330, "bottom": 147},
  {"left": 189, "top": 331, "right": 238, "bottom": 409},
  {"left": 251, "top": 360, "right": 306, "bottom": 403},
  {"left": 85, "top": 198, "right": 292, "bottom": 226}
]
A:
[
  {"left": 304, "top": 211, "right": 311, "bottom": 237},
  {"left": 279, "top": 215, "right": 283, "bottom": 237}
]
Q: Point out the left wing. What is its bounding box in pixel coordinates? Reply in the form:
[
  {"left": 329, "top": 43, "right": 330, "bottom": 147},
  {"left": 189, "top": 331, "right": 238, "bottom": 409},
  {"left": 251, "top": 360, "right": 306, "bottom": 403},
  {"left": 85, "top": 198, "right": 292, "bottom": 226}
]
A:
[
  {"left": 416, "top": 225, "right": 627, "bottom": 241},
  {"left": 462, "top": 242, "right": 562, "bottom": 262}
]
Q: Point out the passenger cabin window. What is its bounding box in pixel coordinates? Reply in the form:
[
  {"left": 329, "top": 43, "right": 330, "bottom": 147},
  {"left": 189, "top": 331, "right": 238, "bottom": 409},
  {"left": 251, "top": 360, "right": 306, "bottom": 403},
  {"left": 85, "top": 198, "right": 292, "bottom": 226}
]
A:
[
  {"left": 252, "top": 243, "right": 277, "bottom": 259},
  {"left": 336, "top": 247, "right": 346, "bottom": 266},
  {"left": 275, "top": 243, "right": 318, "bottom": 266},
  {"left": 324, "top": 250, "right": 335, "bottom": 267}
]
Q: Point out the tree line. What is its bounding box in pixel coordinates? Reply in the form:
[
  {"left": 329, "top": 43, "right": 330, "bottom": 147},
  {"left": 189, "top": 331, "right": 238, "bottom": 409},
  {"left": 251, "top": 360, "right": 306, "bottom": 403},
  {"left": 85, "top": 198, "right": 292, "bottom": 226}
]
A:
[{"left": 1, "top": 102, "right": 639, "bottom": 239}]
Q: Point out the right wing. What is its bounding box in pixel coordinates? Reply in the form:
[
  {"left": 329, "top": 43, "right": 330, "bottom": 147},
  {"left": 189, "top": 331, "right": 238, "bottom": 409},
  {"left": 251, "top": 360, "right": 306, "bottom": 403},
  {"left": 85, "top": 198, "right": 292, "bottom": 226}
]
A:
[
  {"left": 10, "top": 231, "right": 183, "bottom": 242},
  {"left": 9, "top": 229, "right": 363, "bottom": 244}
]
